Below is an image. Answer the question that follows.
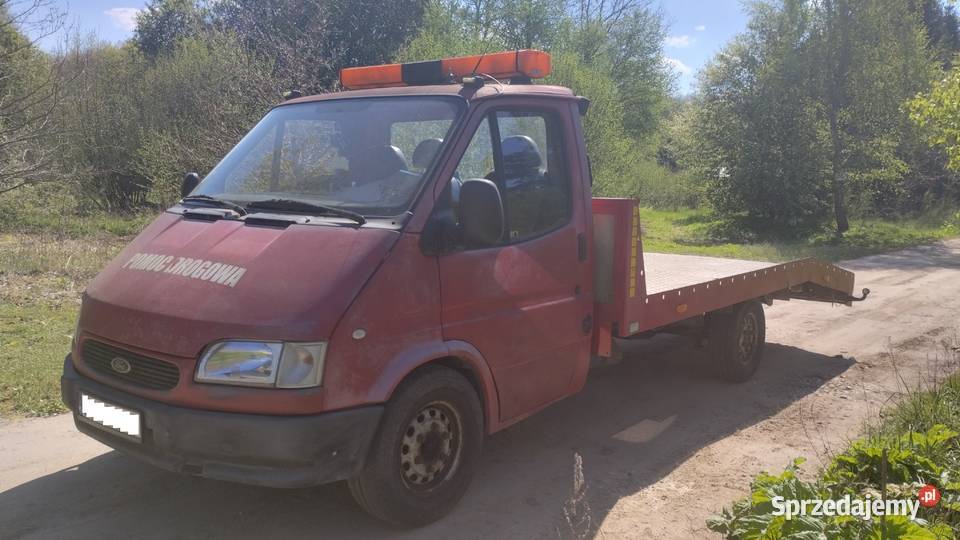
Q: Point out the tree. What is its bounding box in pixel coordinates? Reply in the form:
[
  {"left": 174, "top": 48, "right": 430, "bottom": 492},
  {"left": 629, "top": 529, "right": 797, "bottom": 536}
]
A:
[
  {"left": 497, "top": 0, "right": 564, "bottom": 50},
  {"left": 811, "top": 0, "right": 936, "bottom": 222},
  {"left": 0, "top": 0, "right": 67, "bottom": 195},
  {"left": 687, "top": 0, "right": 940, "bottom": 235},
  {"left": 910, "top": 0, "right": 960, "bottom": 68},
  {"left": 398, "top": 0, "right": 674, "bottom": 198},
  {"left": 213, "top": 0, "right": 427, "bottom": 93},
  {"left": 134, "top": 0, "right": 208, "bottom": 60},
  {"left": 910, "top": 66, "right": 960, "bottom": 172},
  {"left": 691, "top": 1, "right": 831, "bottom": 234},
  {"left": 815, "top": 0, "right": 853, "bottom": 233}
]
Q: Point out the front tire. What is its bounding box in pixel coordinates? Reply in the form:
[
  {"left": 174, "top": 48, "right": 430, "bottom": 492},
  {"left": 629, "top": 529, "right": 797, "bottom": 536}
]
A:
[{"left": 348, "top": 366, "right": 483, "bottom": 527}]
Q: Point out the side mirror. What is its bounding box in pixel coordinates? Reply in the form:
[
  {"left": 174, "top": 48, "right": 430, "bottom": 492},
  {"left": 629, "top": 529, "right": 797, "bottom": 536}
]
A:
[
  {"left": 459, "top": 178, "right": 504, "bottom": 247},
  {"left": 181, "top": 172, "right": 200, "bottom": 198}
]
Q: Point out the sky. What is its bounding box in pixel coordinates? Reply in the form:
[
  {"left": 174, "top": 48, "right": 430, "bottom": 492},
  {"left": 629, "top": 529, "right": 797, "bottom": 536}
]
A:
[{"left": 25, "top": 0, "right": 751, "bottom": 94}]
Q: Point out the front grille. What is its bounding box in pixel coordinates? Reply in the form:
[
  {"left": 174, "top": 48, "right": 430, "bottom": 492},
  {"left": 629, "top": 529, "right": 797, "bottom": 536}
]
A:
[{"left": 82, "top": 340, "right": 181, "bottom": 390}]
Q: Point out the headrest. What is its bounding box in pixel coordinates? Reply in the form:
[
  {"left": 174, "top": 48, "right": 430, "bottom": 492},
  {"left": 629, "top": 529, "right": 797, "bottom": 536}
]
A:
[
  {"left": 501, "top": 135, "right": 543, "bottom": 174},
  {"left": 354, "top": 145, "right": 407, "bottom": 183},
  {"left": 412, "top": 138, "right": 443, "bottom": 169}
]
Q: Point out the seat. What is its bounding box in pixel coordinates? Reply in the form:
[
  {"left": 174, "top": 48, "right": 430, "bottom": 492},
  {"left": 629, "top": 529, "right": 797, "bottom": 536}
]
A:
[
  {"left": 499, "top": 135, "right": 564, "bottom": 239},
  {"left": 412, "top": 138, "right": 443, "bottom": 170},
  {"left": 352, "top": 145, "right": 407, "bottom": 185},
  {"left": 501, "top": 135, "right": 544, "bottom": 188}
]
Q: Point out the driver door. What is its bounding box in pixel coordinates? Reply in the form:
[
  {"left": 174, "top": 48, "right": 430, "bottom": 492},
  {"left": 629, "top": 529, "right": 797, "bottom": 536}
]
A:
[{"left": 437, "top": 103, "right": 592, "bottom": 423}]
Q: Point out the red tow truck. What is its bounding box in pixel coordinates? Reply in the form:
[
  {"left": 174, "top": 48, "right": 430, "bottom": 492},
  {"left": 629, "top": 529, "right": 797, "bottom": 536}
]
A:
[{"left": 61, "top": 50, "right": 867, "bottom": 526}]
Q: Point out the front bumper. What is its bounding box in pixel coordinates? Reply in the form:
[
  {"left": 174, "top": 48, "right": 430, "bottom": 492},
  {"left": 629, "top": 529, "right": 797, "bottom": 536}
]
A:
[{"left": 61, "top": 355, "right": 382, "bottom": 488}]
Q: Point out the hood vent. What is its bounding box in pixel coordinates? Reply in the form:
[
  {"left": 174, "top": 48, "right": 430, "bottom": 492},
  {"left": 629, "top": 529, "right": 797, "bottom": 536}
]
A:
[
  {"left": 182, "top": 207, "right": 233, "bottom": 222},
  {"left": 243, "top": 215, "right": 309, "bottom": 228}
]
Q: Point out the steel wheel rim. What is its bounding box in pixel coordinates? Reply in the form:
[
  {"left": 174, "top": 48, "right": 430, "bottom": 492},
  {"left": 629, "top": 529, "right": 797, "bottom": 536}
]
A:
[
  {"left": 399, "top": 400, "right": 463, "bottom": 491},
  {"left": 737, "top": 312, "right": 759, "bottom": 365}
]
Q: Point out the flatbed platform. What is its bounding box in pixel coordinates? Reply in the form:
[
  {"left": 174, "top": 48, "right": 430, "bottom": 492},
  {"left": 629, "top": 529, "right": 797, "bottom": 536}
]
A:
[
  {"left": 643, "top": 253, "right": 775, "bottom": 295},
  {"left": 590, "top": 198, "right": 865, "bottom": 357}
]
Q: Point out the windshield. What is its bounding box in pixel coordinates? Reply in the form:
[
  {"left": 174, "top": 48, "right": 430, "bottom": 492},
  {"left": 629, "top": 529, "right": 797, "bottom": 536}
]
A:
[{"left": 195, "top": 97, "right": 463, "bottom": 217}]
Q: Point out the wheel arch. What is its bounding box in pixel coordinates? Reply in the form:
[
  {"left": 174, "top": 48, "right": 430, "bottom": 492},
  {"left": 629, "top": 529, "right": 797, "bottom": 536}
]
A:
[{"left": 367, "top": 340, "right": 501, "bottom": 435}]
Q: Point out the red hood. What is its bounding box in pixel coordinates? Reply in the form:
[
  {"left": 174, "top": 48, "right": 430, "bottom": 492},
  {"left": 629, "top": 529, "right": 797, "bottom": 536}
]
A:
[{"left": 80, "top": 212, "right": 398, "bottom": 358}]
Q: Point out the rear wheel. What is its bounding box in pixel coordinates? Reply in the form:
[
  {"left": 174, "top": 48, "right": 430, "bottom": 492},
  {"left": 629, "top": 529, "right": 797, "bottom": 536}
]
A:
[
  {"left": 348, "top": 366, "right": 483, "bottom": 527},
  {"left": 707, "top": 300, "right": 766, "bottom": 382}
]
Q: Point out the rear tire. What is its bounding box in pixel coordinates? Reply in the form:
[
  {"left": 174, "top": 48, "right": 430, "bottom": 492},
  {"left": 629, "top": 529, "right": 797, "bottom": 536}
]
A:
[
  {"left": 348, "top": 366, "right": 483, "bottom": 527},
  {"left": 707, "top": 300, "right": 765, "bottom": 382}
]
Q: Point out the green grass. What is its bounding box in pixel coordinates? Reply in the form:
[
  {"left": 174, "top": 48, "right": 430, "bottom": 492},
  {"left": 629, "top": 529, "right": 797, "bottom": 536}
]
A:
[
  {"left": 639, "top": 207, "right": 959, "bottom": 262},
  {"left": 0, "top": 212, "right": 144, "bottom": 417},
  {"left": 0, "top": 302, "right": 77, "bottom": 416},
  {"left": 0, "top": 209, "right": 154, "bottom": 237}
]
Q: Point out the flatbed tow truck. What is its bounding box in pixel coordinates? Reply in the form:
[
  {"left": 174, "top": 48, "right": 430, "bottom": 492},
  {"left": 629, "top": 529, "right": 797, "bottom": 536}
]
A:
[{"left": 60, "top": 50, "right": 867, "bottom": 526}]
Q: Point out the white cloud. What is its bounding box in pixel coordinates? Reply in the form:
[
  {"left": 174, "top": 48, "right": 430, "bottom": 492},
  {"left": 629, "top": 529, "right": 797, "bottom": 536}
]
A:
[
  {"left": 663, "top": 57, "right": 692, "bottom": 75},
  {"left": 694, "top": 25, "right": 707, "bottom": 32},
  {"left": 664, "top": 35, "right": 694, "bottom": 48},
  {"left": 104, "top": 7, "right": 141, "bottom": 32}
]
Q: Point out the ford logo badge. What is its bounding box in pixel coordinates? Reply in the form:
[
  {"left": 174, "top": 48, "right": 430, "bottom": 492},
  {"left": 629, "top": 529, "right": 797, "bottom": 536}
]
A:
[{"left": 110, "top": 357, "right": 132, "bottom": 374}]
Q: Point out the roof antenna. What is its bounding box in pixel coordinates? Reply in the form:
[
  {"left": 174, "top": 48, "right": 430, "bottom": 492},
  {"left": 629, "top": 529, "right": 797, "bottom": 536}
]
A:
[
  {"left": 461, "top": 51, "right": 488, "bottom": 88},
  {"left": 470, "top": 51, "right": 487, "bottom": 76}
]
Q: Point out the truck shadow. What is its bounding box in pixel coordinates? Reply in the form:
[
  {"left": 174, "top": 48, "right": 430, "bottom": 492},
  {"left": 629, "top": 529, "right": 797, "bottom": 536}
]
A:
[{"left": 0, "top": 339, "right": 852, "bottom": 539}]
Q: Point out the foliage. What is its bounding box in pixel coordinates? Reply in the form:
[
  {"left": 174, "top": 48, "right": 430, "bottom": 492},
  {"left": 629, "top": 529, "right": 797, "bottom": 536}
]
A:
[
  {"left": 0, "top": 0, "right": 959, "bottom": 242},
  {"left": 214, "top": 0, "right": 427, "bottom": 93},
  {"left": 133, "top": 34, "right": 276, "bottom": 206},
  {"left": 708, "top": 423, "right": 960, "bottom": 539},
  {"left": 914, "top": 0, "right": 960, "bottom": 68},
  {"left": 134, "top": 0, "right": 208, "bottom": 59},
  {"left": 53, "top": 32, "right": 276, "bottom": 210},
  {"left": 398, "top": 0, "right": 683, "bottom": 204},
  {"left": 0, "top": 0, "right": 69, "bottom": 195},
  {"left": 686, "top": 0, "right": 947, "bottom": 237},
  {"left": 690, "top": 4, "right": 831, "bottom": 236},
  {"left": 710, "top": 360, "right": 960, "bottom": 539},
  {"left": 56, "top": 41, "right": 147, "bottom": 210},
  {"left": 910, "top": 66, "right": 960, "bottom": 173}
]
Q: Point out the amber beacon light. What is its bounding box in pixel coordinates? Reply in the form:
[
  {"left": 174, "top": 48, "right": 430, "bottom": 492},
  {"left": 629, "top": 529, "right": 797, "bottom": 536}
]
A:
[{"left": 340, "top": 50, "right": 552, "bottom": 90}]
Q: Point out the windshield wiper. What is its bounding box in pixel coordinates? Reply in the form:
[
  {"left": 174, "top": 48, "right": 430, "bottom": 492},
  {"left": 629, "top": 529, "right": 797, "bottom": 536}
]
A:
[
  {"left": 246, "top": 198, "right": 366, "bottom": 225},
  {"left": 182, "top": 194, "right": 247, "bottom": 216}
]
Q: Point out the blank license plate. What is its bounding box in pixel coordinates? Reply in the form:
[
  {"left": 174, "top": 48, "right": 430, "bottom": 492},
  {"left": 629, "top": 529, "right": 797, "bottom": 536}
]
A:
[{"left": 80, "top": 393, "right": 141, "bottom": 441}]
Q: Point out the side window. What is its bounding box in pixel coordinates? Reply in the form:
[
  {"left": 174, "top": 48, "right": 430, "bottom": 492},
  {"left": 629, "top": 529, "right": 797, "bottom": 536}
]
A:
[
  {"left": 454, "top": 117, "right": 494, "bottom": 180},
  {"left": 439, "top": 109, "right": 570, "bottom": 251},
  {"left": 495, "top": 110, "right": 571, "bottom": 242}
]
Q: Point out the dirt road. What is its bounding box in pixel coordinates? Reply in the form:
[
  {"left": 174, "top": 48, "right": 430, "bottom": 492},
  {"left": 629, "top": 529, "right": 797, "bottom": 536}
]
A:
[{"left": 2, "top": 240, "right": 959, "bottom": 539}]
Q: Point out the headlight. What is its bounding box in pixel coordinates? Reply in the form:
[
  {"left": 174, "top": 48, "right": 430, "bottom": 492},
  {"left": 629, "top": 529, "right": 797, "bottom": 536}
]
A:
[{"left": 195, "top": 341, "right": 326, "bottom": 388}]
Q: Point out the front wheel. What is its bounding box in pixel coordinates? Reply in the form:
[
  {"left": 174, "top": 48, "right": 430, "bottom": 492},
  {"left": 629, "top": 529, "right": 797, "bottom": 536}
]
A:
[
  {"left": 707, "top": 300, "right": 766, "bottom": 382},
  {"left": 348, "top": 366, "right": 483, "bottom": 527}
]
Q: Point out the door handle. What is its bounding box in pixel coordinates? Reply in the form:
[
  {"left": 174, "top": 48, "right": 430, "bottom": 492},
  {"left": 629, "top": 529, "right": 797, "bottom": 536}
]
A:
[{"left": 577, "top": 232, "right": 587, "bottom": 261}]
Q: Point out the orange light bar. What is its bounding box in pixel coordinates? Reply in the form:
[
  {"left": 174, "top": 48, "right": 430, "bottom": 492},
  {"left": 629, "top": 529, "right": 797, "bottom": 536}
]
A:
[{"left": 340, "top": 50, "right": 551, "bottom": 90}]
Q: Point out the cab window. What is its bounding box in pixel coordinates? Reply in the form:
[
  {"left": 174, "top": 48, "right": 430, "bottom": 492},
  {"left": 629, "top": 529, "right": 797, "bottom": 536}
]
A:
[{"left": 445, "top": 108, "right": 571, "bottom": 246}]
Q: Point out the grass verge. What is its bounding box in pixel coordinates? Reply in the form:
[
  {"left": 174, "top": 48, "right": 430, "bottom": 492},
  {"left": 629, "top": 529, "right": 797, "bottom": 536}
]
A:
[
  {"left": 0, "top": 215, "right": 146, "bottom": 417},
  {"left": 640, "top": 207, "right": 959, "bottom": 262}
]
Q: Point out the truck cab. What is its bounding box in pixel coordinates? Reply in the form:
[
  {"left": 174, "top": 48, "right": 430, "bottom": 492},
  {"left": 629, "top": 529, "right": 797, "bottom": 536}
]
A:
[{"left": 61, "top": 50, "right": 863, "bottom": 527}]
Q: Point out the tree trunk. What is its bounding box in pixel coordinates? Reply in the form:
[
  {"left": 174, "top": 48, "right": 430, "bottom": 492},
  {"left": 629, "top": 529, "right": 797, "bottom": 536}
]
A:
[
  {"left": 828, "top": 108, "right": 850, "bottom": 234},
  {"left": 823, "top": 0, "right": 852, "bottom": 235}
]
